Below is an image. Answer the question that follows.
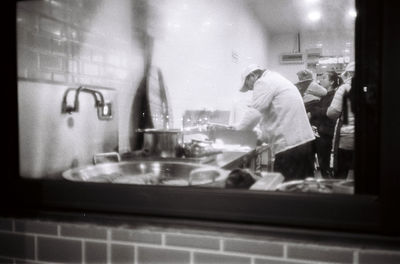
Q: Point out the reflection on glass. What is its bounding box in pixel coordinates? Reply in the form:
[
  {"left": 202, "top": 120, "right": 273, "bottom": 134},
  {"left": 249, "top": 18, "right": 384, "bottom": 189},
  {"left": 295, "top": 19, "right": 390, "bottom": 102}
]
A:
[{"left": 17, "top": 0, "right": 355, "bottom": 194}]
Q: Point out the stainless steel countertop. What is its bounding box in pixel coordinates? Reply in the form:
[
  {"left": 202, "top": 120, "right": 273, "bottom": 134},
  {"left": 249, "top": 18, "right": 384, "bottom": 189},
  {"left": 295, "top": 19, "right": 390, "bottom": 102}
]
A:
[
  {"left": 121, "top": 149, "right": 258, "bottom": 170},
  {"left": 208, "top": 150, "right": 258, "bottom": 169}
]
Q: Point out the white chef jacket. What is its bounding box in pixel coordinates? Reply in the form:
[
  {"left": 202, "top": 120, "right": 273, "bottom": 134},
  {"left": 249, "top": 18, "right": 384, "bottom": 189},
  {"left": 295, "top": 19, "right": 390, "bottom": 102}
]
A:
[{"left": 242, "top": 70, "right": 315, "bottom": 155}]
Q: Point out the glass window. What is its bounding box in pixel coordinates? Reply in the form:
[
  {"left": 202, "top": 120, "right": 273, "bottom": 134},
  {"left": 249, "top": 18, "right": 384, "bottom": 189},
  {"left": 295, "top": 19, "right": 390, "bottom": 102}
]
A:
[{"left": 17, "top": 0, "right": 356, "bottom": 195}]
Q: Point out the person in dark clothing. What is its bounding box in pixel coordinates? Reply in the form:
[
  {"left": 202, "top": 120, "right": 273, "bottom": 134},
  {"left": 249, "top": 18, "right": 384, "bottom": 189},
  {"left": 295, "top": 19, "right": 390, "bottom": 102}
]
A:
[
  {"left": 308, "top": 71, "right": 343, "bottom": 177},
  {"left": 327, "top": 62, "right": 355, "bottom": 179},
  {"left": 294, "top": 69, "right": 327, "bottom": 114}
]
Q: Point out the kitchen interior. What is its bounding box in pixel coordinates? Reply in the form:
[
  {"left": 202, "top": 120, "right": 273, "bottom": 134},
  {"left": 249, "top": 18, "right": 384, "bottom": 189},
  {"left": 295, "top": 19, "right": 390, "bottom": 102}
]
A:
[
  {"left": 3, "top": 1, "right": 400, "bottom": 264},
  {"left": 17, "top": 0, "right": 356, "bottom": 194}
]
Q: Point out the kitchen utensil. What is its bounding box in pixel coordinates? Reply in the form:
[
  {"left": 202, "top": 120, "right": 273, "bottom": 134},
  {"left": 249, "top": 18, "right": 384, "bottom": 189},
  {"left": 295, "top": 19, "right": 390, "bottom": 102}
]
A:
[{"left": 137, "top": 128, "right": 183, "bottom": 158}]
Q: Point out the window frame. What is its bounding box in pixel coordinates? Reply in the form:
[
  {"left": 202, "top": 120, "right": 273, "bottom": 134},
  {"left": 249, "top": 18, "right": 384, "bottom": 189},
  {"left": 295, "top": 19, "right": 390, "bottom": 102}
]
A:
[{"left": 3, "top": 0, "right": 400, "bottom": 236}]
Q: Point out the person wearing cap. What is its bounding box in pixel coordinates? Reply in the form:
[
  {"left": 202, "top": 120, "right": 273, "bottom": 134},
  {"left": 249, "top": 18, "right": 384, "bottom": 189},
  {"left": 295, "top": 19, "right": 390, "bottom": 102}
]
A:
[
  {"left": 308, "top": 71, "right": 343, "bottom": 178},
  {"left": 236, "top": 64, "right": 316, "bottom": 181},
  {"left": 295, "top": 69, "right": 327, "bottom": 111},
  {"left": 327, "top": 62, "right": 355, "bottom": 179}
]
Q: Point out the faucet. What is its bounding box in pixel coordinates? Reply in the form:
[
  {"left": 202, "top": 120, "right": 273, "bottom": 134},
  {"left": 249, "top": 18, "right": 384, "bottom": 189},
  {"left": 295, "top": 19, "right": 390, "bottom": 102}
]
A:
[{"left": 62, "top": 86, "right": 113, "bottom": 120}]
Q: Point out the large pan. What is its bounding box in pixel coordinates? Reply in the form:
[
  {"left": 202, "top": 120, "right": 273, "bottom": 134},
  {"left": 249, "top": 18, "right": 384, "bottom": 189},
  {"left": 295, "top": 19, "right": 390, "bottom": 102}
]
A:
[{"left": 63, "top": 160, "right": 229, "bottom": 187}]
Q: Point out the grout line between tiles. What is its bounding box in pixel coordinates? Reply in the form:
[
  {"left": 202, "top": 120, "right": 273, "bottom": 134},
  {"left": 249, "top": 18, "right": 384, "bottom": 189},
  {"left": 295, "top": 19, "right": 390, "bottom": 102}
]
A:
[
  {"left": 190, "top": 250, "right": 194, "bottom": 264},
  {"left": 353, "top": 250, "right": 359, "bottom": 264},
  {"left": 161, "top": 233, "right": 166, "bottom": 246},
  {"left": 34, "top": 235, "right": 38, "bottom": 261},
  {"left": 283, "top": 243, "right": 288, "bottom": 259},
  {"left": 134, "top": 245, "right": 138, "bottom": 264},
  {"left": 81, "top": 239, "right": 86, "bottom": 264},
  {"left": 107, "top": 229, "right": 111, "bottom": 264}
]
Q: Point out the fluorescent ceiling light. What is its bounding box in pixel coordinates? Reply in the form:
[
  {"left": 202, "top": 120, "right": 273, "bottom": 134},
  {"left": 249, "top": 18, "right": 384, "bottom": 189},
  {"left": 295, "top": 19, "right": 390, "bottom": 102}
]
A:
[
  {"left": 308, "top": 11, "right": 321, "bottom": 22},
  {"left": 348, "top": 9, "right": 357, "bottom": 18}
]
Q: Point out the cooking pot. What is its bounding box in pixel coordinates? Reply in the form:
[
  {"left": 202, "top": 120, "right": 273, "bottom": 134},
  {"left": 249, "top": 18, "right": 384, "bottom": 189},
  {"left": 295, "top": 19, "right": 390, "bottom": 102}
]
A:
[{"left": 137, "top": 128, "right": 183, "bottom": 158}]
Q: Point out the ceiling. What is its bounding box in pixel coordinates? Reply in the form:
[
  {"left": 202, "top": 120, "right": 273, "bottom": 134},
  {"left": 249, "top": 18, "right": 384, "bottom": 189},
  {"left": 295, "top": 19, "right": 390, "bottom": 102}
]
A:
[{"left": 247, "top": 0, "right": 356, "bottom": 34}]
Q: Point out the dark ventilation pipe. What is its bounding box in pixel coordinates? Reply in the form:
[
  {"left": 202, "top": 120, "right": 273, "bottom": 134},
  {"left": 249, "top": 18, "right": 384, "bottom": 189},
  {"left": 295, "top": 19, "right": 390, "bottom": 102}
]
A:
[{"left": 297, "top": 32, "right": 301, "bottom": 53}]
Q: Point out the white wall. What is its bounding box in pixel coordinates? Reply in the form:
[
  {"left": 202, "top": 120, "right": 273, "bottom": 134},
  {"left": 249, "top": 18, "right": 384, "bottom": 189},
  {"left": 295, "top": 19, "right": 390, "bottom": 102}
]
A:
[
  {"left": 17, "top": 0, "right": 145, "bottom": 177},
  {"left": 149, "top": 0, "right": 270, "bottom": 128}
]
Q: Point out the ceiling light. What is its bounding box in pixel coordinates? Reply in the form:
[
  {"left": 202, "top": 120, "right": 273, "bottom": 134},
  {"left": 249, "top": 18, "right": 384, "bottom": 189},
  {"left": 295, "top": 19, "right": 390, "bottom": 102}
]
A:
[
  {"left": 348, "top": 9, "right": 357, "bottom": 18},
  {"left": 308, "top": 11, "right": 321, "bottom": 22},
  {"left": 50, "top": 0, "right": 61, "bottom": 7}
]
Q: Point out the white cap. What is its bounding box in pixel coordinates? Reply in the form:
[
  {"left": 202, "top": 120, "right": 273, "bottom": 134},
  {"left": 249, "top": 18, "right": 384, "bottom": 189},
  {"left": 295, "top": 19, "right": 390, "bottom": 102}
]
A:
[
  {"left": 240, "top": 64, "right": 263, "bottom": 92},
  {"left": 344, "top": 61, "right": 355, "bottom": 72}
]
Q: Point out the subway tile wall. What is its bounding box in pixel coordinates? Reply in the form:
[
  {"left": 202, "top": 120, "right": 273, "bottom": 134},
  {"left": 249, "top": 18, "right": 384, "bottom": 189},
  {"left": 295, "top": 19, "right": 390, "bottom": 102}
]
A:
[
  {"left": 1, "top": 217, "right": 400, "bottom": 264},
  {"left": 17, "top": 0, "right": 146, "bottom": 177},
  {"left": 17, "top": 0, "right": 137, "bottom": 89}
]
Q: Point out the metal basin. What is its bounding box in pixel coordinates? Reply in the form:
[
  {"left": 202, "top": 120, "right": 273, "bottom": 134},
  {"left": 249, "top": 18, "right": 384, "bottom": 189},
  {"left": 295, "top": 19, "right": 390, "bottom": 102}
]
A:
[{"left": 62, "top": 161, "right": 229, "bottom": 187}]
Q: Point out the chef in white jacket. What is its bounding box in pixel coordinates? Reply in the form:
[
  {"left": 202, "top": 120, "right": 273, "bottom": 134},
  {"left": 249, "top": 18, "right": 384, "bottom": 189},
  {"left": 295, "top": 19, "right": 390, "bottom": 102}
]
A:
[{"left": 234, "top": 64, "right": 315, "bottom": 180}]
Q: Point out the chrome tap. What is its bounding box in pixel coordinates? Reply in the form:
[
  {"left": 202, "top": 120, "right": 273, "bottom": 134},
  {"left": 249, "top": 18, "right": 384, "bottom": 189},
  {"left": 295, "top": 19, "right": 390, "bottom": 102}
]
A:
[{"left": 62, "top": 86, "right": 113, "bottom": 120}]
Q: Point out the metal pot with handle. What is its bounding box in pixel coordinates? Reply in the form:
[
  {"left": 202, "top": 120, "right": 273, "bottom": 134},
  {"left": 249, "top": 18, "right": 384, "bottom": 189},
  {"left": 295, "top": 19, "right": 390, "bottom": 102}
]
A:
[{"left": 137, "top": 128, "right": 183, "bottom": 158}]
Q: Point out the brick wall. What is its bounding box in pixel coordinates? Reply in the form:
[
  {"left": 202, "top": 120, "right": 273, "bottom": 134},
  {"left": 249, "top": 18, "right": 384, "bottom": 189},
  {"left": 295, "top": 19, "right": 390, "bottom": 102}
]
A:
[{"left": 0, "top": 217, "right": 399, "bottom": 264}]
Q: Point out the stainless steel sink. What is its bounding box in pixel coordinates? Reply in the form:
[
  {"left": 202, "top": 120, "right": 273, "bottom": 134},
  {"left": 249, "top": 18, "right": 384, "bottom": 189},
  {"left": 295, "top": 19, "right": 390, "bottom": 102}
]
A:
[{"left": 62, "top": 161, "right": 229, "bottom": 187}]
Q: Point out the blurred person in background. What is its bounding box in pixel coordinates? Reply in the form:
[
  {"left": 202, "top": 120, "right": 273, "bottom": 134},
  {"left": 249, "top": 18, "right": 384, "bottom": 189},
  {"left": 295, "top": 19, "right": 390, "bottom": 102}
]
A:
[
  {"left": 294, "top": 69, "right": 327, "bottom": 175},
  {"left": 308, "top": 71, "right": 343, "bottom": 177},
  {"left": 327, "top": 62, "right": 355, "bottom": 179},
  {"left": 295, "top": 69, "right": 327, "bottom": 113},
  {"left": 235, "top": 64, "right": 315, "bottom": 181}
]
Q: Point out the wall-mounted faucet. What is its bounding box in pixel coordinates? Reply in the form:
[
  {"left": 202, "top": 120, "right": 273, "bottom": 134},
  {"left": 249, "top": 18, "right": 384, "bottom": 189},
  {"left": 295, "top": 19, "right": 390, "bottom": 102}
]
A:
[{"left": 62, "top": 86, "right": 113, "bottom": 120}]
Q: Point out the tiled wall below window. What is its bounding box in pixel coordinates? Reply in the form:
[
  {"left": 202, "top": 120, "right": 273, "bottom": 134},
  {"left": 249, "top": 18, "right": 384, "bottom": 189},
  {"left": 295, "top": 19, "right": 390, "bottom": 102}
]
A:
[{"left": 0, "top": 217, "right": 399, "bottom": 264}]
